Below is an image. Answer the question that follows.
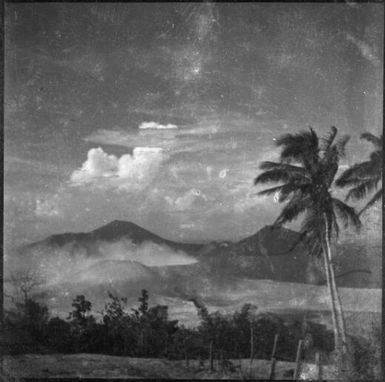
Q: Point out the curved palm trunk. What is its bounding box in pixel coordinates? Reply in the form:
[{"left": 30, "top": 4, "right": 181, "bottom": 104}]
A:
[
  {"left": 325, "top": 239, "right": 348, "bottom": 346},
  {"left": 320, "top": 234, "right": 341, "bottom": 350},
  {"left": 323, "top": 214, "right": 348, "bottom": 352}
]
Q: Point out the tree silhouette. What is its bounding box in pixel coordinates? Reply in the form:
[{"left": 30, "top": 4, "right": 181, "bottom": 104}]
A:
[
  {"left": 6, "top": 270, "right": 44, "bottom": 304},
  {"left": 336, "top": 133, "right": 382, "bottom": 215},
  {"left": 254, "top": 126, "right": 361, "bottom": 363},
  {"left": 138, "top": 289, "right": 149, "bottom": 316},
  {"left": 68, "top": 295, "right": 92, "bottom": 324}
]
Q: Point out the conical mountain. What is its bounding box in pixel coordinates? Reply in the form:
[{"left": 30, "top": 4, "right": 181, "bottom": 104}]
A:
[{"left": 20, "top": 220, "right": 204, "bottom": 256}]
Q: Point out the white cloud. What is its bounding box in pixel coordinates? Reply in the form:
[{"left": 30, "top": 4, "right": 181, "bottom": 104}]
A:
[
  {"left": 84, "top": 118, "right": 223, "bottom": 154},
  {"left": 70, "top": 147, "right": 164, "bottom": 191},
  {"left": 14, "top": 239, "right": 198, "bottom": 285},
  {"left": 79, "top": 147, "right": 118, "bottom": 178},
  {"left": 99, "top": 240, "right": 198, "bottom": 267},
  {"left": 139, "top": 121, "right": 178, "bottom": 129}
]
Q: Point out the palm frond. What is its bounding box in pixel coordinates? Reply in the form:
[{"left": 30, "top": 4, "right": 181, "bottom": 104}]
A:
[
  {"left": 259, "top": 161, "right": 309, "bottom": 177},
  {"left": 332, "top": 198, "right": 361, "bottom": 232},
  {"left": 276, "top": 128, "right": 319, "bottom": 168},
  {"left": 254, "top": 169, "right": 309, "bottom": 186},
  {"left": 336, "top": 161, "right": 380, "bottom": 187},
  {"left": 257, "top": 185, "right": 286, "bottom": 196},
  {"left": 359, "top": 188, "right": 382, "bottom": 216},
  {"left": 278, "top": 184, "right": 312, "bottom": 202},
  {"left": 275, "top": 195, "right": 311, "bottom": 226},
  {"left": 276, "top": 129, "right": 317, "bottom": 149},
  {"left": 254, "top": 170, "right": 287, "bottom": 185},
  {"left": 345, "top": 178, "right": 381, "bottom": 201},
  {"left": 335, "top": 174, "right": 379, "bottom": 188},
  {"left": 320, "top": 126, "right": 337, "bottom": 151},
  {"left": 361, "top": 133, "right": 383, "bottom": 149},
  {"left": 320, "top": 146, "right": 339, "bottom": 187},
  {"left": 335, "top": 135, "right": 350, "bottom": 157},
  {"left": 258, "top": 183, "right": 312, "bottom": 203},
  {"left": 369, "top": 150, "right": 383, "bottom": 166}
]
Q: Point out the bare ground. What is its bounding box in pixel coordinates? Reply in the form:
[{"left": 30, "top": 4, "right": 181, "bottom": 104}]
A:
[{"left": 1, "top": 353, "right": 337, "bottom": 380}]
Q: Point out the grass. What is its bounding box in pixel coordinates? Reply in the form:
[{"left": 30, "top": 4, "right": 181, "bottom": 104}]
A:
[{"left": 3, "top": 353, "right": 339, "bottom": 380}]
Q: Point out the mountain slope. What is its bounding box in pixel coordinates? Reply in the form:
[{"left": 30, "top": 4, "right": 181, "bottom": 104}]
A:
[
  {"left": 15, "top": 221, "right": 379, "bottom": 288},
  {"left": 235, "top": 225, "right": 305, "bottom": 256},
  {"left": 20, "top": 220, "right": 204, "bottom": 256},
  {"left": 195, "top": 225, "right": 309, "bottom": 283}
]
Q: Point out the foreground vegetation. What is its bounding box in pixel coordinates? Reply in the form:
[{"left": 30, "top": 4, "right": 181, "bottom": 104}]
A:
[
  {"left": 4, "top": 289, "right": 332, "bottom": 359},
  {"left": 3, "top": 289, "right": 380, "bottom": 379}
]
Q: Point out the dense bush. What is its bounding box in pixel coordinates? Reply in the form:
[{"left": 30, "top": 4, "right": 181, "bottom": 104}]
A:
[
  {"left": 3, "top": 298, "right": 49, "bottom": 354},
  {"left": 3, "top": 290, "right": 337, "bottom": 363}
]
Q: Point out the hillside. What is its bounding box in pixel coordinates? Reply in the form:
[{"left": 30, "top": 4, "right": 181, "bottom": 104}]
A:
[
  {"left": 20, "top": 220, "right": 204, "bottom": 257},
  {"left": 14, "top": 220, "right": 380, "bottom": 289}
]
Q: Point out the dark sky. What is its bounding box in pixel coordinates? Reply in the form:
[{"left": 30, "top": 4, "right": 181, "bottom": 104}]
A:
[{"left": 4, "top": 3, "right": 383, "bottom": 246}]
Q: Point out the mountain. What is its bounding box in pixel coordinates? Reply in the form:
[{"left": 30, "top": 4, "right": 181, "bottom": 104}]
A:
[
  {"left": 15, "top": 220, "right": 379, "bottom": 288},
  {"left": 20, "top": 220, "right": 204, "bottom": 257},
  {"left": 194, "top": 225, "right": 378, "bottom": 287},
  {"left": 8, "top": 220, "right": 380, "bottom": 324},
  {"left": 235, "top": 225, "right": 305, "bottom": 256},
  {"left": 194, "top": 225, "right": 310, "bottom": 283}
]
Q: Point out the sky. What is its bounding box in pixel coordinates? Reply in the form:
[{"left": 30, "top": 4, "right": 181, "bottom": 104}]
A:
[{"left": 4, "top": 2, "right": 383, "bottom": 247}]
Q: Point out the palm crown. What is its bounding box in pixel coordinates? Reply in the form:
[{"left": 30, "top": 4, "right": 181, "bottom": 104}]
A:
[
  {"left": 254, "top": 126, "right": 361, "bottom": 257},
  {"left": 336, "top": 133, "right": 383, "bottom": 215}
]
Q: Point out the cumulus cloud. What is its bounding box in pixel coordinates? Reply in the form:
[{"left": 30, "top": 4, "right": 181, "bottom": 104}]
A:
[
  {"left": 70, "top": 147, "right": 164, "bottom": 191},
  {"left": 75, "top": 147, "right": 118, "bottom": 179},
  {"left": 118, "top": 147, "right": 163, "bottom": 180},
  {"left": 139, "top": 121, "right": 178, "bottom": 129}
]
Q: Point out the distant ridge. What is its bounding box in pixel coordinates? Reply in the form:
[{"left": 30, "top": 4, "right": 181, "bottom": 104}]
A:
[
  {"left": 18, "top": 220, "right": 377, "bottom": 288},
  {"left": 91, "top": 220, "right": 166, "bottom": 242},
  {"left": 235, "top": 224, "right": 305, "bottom": 257},
  {"left": 22, "top": 220, "right": 204, "bottom": 255}
]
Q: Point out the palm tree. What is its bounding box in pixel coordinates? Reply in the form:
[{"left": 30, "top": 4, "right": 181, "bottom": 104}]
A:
[
  {"left": 336, "top": 133, "right": 383, "bottom": 215},
  {"left": 254, "top": 126, "right": 361, "bottom": 358}
]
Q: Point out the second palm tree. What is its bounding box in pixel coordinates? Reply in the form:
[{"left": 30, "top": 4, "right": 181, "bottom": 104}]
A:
[{"left": 254, "top": 126, "right": 361, "bottom": 362}]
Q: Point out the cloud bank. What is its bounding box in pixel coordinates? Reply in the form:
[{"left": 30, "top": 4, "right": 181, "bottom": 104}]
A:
[
  {"left": 70, "top": 147, "right": 164, "bottom": 191},
  {"left": 10, "top": 239, "right": 198, "bottom": 286},
  {"left": 139, "top": 121, "right": 178, "bottom": 129}
]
